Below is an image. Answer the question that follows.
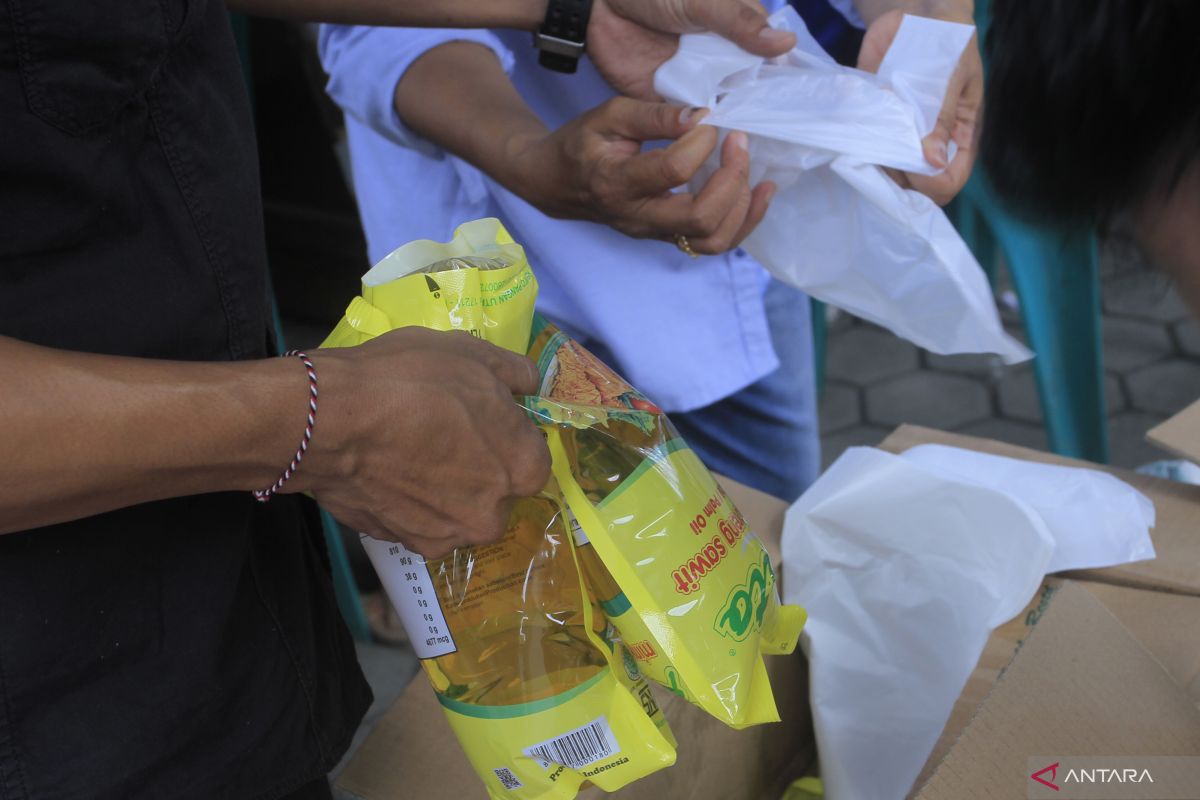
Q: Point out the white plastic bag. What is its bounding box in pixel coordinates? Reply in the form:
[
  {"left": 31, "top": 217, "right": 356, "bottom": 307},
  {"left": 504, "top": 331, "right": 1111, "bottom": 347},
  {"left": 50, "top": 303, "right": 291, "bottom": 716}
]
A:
[
  {"left": 654, "top": 9, "right": 1031, "bottom": 363},
  {"left": 780, "top": 446, "right": 1155, "bottom": 800}
]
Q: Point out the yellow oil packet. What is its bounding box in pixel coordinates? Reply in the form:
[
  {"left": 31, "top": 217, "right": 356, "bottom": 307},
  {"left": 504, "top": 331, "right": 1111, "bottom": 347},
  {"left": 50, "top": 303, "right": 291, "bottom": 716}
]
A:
[
  {"left": 524, "top": 316, "right": 806, "bottom": 729},
  {"left": 321, "top": 219, "right": 675, "bottom": 799},
  {"left": 322, "top": 217, "right": 537, "bottom": 353}
]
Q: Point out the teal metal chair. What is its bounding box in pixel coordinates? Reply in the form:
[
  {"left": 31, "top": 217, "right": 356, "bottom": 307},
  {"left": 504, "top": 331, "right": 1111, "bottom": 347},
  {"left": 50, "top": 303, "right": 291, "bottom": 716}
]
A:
[
  {"left": 947, "top": 175, "right": 1108, "bottom": 462},
  {"left": 234, "top": 12, "right": 373, "bottom": 641}
]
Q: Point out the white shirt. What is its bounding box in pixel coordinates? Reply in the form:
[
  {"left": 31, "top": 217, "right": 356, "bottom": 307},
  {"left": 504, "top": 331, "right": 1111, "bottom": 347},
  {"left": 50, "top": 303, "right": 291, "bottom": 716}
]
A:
[{"left": 318, "top": 23, "right": 786, "bottom": 412}]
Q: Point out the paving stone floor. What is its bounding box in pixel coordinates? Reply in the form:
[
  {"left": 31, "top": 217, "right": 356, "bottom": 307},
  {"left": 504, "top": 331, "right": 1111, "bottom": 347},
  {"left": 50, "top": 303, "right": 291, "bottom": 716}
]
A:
[{"left": 819, "top": 249, "right": 1200, "bottom": 470}]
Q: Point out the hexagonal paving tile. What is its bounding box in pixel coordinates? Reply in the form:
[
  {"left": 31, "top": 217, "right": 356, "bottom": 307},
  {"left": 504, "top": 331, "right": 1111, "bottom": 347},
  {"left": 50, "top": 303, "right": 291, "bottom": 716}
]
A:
[
  {"left": 820, "top": 425, "right": 891, "bottom": 469},
  {"left": 865, "top": 371, "right": 991, "bottom": 429},
  {"left": 1102, "top": 317, "right": 1173, "bottom": 372},
  {"left": 996, "top": 368, "right": 1127, "bottom": 423},
  {"left": 1102, "top": 276, "right": 1191, "bottom": 322},
  {"left": 1126, "top": 359, "right": 1200, "bottom": 416},
  {"left": 924, "top": 351, "right": 1005, "bottom": 377},
  {"left": 957, "top": 418, "right": 1047, "bottom": 452},
  {"left": 1108, "top": 412, "right": 1170, "bottom": 469},
  {"left": 1106, "top": 374, "right": 1127, "bottom": 416},
  {"left": 826, "top": 325, "right": 920, "bottom": 386},
  {"left": 996, "top": 369, "right": 1040, "bottom": 423},
  {"left": 818, "top": 381, "right": 861, "bottom": 435},
  {"left": 1174, "top": 319, "right": 1200, "bottom": 358}
]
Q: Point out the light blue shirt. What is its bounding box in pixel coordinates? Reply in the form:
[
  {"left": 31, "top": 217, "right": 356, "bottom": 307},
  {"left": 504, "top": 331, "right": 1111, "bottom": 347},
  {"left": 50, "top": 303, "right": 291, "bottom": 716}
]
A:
[{"left": 318, "top": 23, "right": 787, "bottom": 412}]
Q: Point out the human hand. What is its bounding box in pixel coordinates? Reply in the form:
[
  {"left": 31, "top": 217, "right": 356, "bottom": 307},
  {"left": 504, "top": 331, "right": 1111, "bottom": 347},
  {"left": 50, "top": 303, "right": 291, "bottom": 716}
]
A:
[
  {"left": 857, "top": 4, "right": 982, "bottom": 205},
  {"left": 292, "top": 328, "right": 551, "bottom": 559},
  {"left": 587, "top": 0, "right": 796, "bottom": 99},
  {"left": 509, "top": 97, "right": 775, "bottom": 254}
]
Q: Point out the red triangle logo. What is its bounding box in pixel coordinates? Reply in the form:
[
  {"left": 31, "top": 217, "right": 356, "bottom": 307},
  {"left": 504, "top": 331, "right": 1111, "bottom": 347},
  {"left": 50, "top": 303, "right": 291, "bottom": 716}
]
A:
[{"left": 1031, "top": 762, "right": 1060, "bottom": 791}]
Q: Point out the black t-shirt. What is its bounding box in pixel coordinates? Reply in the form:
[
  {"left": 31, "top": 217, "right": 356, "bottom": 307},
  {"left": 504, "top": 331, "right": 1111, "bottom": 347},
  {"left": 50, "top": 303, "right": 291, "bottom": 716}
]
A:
[{"left": 0, "top": 1, "right": 371, "bottom": 797}]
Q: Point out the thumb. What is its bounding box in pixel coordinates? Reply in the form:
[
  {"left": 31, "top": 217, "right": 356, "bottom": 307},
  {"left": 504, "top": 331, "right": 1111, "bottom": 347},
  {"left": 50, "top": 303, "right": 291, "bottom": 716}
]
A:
[
  {"left": 690, "top": 0, "right": 795, "bottom": 57},
  {"left": 602, "top": 96, "right": 708, "bottom": 141},
  {"left": 922, "top": 64, "right": 969, "bottom": 170}
]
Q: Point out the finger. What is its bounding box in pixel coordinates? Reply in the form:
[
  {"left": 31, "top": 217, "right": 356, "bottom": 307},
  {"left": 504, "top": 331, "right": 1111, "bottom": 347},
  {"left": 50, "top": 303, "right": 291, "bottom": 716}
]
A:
[
  {"left": 907, "top": 142, "right": 974, "bottom": 206},
  {"left": 692, "top": 0, "right": 796, "bottom": 57},
  {"left": 502, "top": 412, "right": 552, "bottom": 497},
  {"left": 856, "top": 11, "right": 903, "bottom": 73},
  {"left": 687, "top": 133, "right": 755, "bottom": 252},
  {"left": 727, "top": 181, "right": 776, "bottom": 249},
  {"left": 883, "top": 166, "right": 913, "bottom": 190},
  {"left": 622, "top": 129, "right": 749, "bottom": 239},
  {"left": 602, "top": 96, "right": 708, "bottom": 141},
  {"left": 433, "top": 331, "right": 540, "bottom": 394},
  {"left": 614, "top": 123, "right": 719, "bottom": 196}
]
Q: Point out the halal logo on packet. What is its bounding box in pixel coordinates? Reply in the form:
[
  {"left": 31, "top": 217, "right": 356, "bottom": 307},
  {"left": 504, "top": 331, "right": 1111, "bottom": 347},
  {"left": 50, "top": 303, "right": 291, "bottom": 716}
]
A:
[{"left": 714, "top": 552, "right": 773, "bottom": 642}]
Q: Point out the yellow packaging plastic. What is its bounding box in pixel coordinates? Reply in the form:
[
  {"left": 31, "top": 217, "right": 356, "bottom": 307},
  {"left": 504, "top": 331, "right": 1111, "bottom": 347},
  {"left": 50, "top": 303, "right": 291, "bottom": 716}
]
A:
[
  {"left": 524, "top": 316, "right": 806, "bottom": 728},
  {"left": 321, "top": 219, "right": 675, "bottom": 800}
]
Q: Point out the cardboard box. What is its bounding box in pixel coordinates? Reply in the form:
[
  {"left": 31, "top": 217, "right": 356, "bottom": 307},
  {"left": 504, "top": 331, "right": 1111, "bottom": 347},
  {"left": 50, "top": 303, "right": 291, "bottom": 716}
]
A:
[{"left": 336, "top": 421, "right": 1200, "bottom": 800}]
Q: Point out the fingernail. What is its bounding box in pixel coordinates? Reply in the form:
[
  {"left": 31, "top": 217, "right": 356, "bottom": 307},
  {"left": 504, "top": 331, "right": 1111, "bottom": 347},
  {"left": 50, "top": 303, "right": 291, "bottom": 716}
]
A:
[
  {"left": 730, "top": 132, "right": 749, "bottom": 152},
  {"left": 759, "top": 27, "right": 794, "bottom": 46},
  {"left": 933, "top": 141, "right": 949, "bottom": 167}
]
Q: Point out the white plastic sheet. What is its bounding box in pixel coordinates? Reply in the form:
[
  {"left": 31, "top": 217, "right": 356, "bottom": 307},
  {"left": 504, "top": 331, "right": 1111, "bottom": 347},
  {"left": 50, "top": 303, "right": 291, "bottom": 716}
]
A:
[
  {"left": 780, "top": 446, "right": 1156, "bottom": 800},
  {"left": 654, "top": 9, "right": 1031, "bottom": 363}
]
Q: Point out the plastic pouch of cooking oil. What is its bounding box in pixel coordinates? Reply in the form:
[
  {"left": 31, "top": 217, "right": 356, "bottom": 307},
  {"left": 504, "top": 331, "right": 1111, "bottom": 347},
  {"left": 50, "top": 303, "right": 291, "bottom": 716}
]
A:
[
  {"left": 524, "top": 315, "right": 807, "bottom": 729},
  {"left": 359, "top": 490, "right": 675, "bottom": 799},
  {"left": 321, "top": 218, "right": 675, "bottom": 799}
]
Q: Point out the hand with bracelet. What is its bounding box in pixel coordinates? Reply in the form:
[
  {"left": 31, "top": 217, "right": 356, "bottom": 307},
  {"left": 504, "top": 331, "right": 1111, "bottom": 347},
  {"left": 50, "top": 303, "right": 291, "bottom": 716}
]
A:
[{"left": 0, "top": 329, "right": 550, "bottom": 559}]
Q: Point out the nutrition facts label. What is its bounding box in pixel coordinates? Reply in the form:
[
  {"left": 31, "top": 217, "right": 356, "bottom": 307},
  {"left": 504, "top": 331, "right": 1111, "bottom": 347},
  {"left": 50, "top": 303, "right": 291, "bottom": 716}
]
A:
[{"left": 359, "top": 534, "right": 456, "bottom": 659}]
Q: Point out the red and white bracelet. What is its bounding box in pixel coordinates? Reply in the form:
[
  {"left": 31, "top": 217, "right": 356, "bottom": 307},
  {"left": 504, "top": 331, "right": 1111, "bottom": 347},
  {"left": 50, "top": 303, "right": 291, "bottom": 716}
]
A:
[{"left": 254, "top": 350, "right": 318, "bottom": 502}]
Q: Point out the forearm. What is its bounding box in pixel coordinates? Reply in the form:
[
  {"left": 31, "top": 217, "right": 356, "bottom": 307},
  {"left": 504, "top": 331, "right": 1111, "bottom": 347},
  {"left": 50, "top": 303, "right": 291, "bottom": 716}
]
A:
[
  {"left": 0, "top": 335, "right": 307, "bottom": 533},
  {"left": 227, "top": 0, "right": 544, "bottom": 30},
  {"left": 393, "top": 41, "right": 550, "bottom": 203},
  {"left": 853, "top": 0, "right": 972, "bottom": 24}
]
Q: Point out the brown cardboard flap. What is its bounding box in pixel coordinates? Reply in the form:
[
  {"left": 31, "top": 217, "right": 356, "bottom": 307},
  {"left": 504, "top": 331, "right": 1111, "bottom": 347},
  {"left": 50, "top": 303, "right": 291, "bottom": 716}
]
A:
[
  {"left": 879, "top": 425, "right": 1200, "bottom": 596},
  {"left": 585, "top": 651, "right": 814, "bottom": 800},
  {"left": 914, "top": 581, "right": 1200, "bottom": 799},
  {"left": 907, "top": 579, "right": 1066, "bottom": 795},
  {"left": 1080, "top": 581, "right": 1200, "bottom": 710},
  {"left": 1147, "top": 398, "right": 1200, "bottom": 464}
]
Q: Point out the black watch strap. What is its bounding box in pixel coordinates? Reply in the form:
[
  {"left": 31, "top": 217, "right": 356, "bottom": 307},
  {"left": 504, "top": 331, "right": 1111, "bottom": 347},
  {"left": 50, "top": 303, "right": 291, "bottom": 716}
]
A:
[{"left": 533, "top": 0, "right": 594, "bottom": 74}]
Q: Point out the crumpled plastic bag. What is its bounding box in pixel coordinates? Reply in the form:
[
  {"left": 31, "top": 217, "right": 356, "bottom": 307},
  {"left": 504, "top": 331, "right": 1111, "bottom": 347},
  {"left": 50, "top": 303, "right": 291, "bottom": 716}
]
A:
[
  {"left": 654, "top": 8, "right": 1031, "bottom": 363},
  {"left": 780, "top": 446, "right": 1155, "bottom": 800}
]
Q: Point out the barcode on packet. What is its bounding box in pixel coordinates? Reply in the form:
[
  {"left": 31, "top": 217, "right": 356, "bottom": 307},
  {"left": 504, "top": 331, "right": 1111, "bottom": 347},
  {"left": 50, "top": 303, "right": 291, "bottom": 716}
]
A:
[
  {"left": 493, "top": 767, "right": 523, "bottom": 790},
  {"left": 525, "top": 717, "right": 619, "bottom": 770}
]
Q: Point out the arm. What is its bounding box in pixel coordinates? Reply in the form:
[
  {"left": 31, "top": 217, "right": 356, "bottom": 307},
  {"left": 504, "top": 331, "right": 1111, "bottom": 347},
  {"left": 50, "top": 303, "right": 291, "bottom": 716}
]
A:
[
  {"left": 235, "top": 0, "right": 795, "bottom": 101},
  {"left": 226, "top": 0, "right": 546, "bottom": 29},
  {"left": 391, "top": 40, "right": 774, "bottom": 253},
  {"left": 0, "top": 330, "right": 549, "bottom": 558},
  {"left": 854, "top": 0, "right": 980, "bottom": 206}
]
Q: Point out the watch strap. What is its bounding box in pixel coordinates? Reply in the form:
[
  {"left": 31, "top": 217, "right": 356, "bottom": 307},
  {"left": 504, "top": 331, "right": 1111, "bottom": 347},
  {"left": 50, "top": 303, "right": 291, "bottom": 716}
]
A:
[{"left": 534, "top": 0, "right": 594, "bottom": 74}]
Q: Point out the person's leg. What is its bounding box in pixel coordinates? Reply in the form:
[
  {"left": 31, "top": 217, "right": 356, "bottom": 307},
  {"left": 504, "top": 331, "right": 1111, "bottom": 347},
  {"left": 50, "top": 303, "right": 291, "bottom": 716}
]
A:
[{"left": 667, "top": 280, "right": 821, "bottom": 501}]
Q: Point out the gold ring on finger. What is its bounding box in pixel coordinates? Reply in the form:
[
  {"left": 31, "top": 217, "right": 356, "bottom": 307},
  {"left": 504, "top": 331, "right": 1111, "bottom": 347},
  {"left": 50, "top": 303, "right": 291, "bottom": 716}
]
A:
[{"left": 674, "top": 234, "right": 699, "bottom": 258}]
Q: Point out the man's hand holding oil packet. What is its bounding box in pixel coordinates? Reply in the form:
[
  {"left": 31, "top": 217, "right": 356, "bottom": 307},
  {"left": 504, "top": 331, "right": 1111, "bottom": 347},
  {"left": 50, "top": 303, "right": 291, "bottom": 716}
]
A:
[{"left": 321, "top": 218, "right": 806, "bottom": 799}]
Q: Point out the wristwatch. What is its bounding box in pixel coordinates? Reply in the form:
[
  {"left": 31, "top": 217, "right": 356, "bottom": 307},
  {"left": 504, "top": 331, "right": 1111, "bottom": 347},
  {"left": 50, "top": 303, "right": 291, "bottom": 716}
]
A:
[{"left": 533, "top": 0, "right": 594, "bottom": 74}]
